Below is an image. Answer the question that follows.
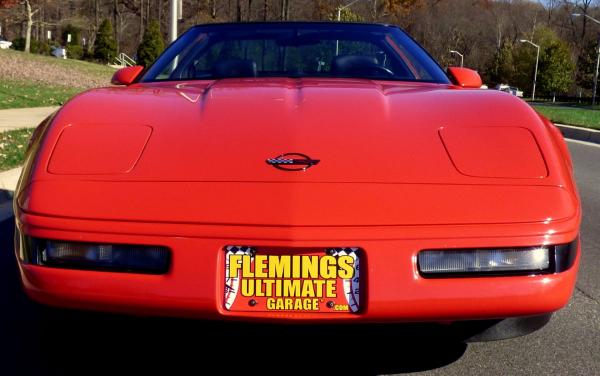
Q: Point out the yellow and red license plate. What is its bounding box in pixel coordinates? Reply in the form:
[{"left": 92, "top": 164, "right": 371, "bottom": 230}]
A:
[{"left": 224, "top": 247, "right": 361, "bottom": 313}]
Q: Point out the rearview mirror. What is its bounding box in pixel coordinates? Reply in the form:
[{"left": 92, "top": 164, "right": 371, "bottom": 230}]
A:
[
  {"left": 111, "top": 65, "right": 144, "bottom": 86},
  {"left": 447, "top": 67, "right": 483, "bottom": 89}
]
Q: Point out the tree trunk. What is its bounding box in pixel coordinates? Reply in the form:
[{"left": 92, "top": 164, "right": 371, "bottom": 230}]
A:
[
  {"left": 114, "top": 0, "right": 121, "bottom": 52},
  {"left": 248, "top": 0, "right": 252, "bottom": 21},
  {"left": 95, "top": 0, "right": 100, "bottom": 27},
  {"left": 24, "top": 0, "right": 33, "bottom": 53},
  {"left": 280, "top": 0, "right": 285, "bottom": 20},
  {"left": 581, "top": 11, "right": 588, "bottom": 42},
  {"left": 285, "top": 0, "right": 290, "bottom": 20},
  {"left": 158, "top": 0, "right": 162, "bottom": 31},
  {"left": 263, "top": 0, "right": 268, "bottom": 21},
  {"left": 139, "top": 0, "right": 144, "bottom": 43},
  {"left": 372, "top": 0, "right": 377, "bottom": 21},
  {"left": 39, "top": 3, "right": 43, "bottom": 43},
  {"left": 87, "top": 0, "right": 100, "bottom": 53},
  {"left": 553, "top": 93, "right": 556, "bottom": 103},
  {"left": 236, "top": 0, "right": 241, "bottom": 21}
]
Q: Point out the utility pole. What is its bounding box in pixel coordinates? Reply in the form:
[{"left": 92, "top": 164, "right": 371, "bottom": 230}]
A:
[
  {"left": 519, "top": 39, "right": 540, "bottom": 101},
  {"left": 572, "top": 14, "right": 600, "bottom": 106},
  {"left": 335, "top": 0, "right": 360, "bottom": 56},
  {"left": 593, "top": 34, "right": 600, "bottom": 106},
  {"left": 169, "top": 0, "right": 177, "bottom": 42}
]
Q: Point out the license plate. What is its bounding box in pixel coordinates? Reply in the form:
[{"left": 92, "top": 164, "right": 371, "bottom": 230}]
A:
[{"left": 224, "top": 247, "right": 361, "bottom": 313}]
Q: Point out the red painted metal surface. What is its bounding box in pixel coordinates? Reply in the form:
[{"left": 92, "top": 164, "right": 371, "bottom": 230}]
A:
[
  {"left": 447, "top": 67, "right": 483, "bottom": 88},
  {"left": 439, "top": 126, "right": 548, "bottom": 178},
  {"left": 48, "top": 124, "right": 152, "bottom": 174},
  {"left": 111, "top": 65, "right": 144, "bottom": 86},
  {"left": 14, "top": 77, "right": 581, "bottom": 321}
]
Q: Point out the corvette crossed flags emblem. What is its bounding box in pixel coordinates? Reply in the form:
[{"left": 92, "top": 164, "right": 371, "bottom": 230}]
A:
[{"left": 266, "top": 153, "right": 320, "bottom": 171}]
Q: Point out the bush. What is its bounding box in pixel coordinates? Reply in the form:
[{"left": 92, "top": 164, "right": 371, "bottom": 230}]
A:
[
  {"left": 37, "top": 41, "right": 51, "bottom": 56},
  {"left": 62, "top": 24, "right": 81, "bottom": 45},
  {"left": 66, "top": 44, "right": 84, "bottom": 60},
  {"left": 10, "top": 37, "right": 25, "bottom": 51},
  {"left": 82, "top": 48, "right": 95, "bottom": 61},
  {"left": 93, "top": 19, "right": 117, "bottom": 62},
  {"left": 136, "top": 20, "right": 164, "bottom": 67},
  {"left": 10, "top": 37, "right": 53, "bottom": 55}
]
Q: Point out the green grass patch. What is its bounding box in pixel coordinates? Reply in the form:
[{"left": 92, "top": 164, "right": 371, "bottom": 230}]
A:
[
  {"left": 0, "top": 49, "right": 116, "bottom": 109},
  {"left": 0, "top": 80, "right": 81, "bottom": 109},
  {"left": 532, "top": 105, "right": 600, "bottom": 130},
  {"left": 0, "top": 128, "right": 34, "bottom": 172}
]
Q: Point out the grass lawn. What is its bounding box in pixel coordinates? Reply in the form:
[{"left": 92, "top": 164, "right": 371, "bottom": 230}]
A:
[
  {"left": 0, "top": 80, "right": 82, "bottom": 109},
  {"left": 531, "top": 104, "right": 600, "bottom": 130},
  {"left": 0, "top": 49, "right": 115, "bottom": 110},
  {"left": 0, "top": 128, "right": 34, "bottom": 172}
]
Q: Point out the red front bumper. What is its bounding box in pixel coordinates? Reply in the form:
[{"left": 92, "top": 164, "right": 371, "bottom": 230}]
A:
[{"left": 16, "top": 212, "right": 580, "bottom": 322}]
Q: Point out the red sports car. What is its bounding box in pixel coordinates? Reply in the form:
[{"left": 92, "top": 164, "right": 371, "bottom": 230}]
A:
[{"left": 14, "top": 22, "right": 580, "bottom": 340}]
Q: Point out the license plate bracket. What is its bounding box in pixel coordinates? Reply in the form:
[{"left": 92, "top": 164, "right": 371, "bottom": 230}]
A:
[{"left": 224, "top": 247, "right": 361, "bottom": 313}]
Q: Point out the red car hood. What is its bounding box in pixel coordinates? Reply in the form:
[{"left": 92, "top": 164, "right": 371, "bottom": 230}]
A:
[{"left": 21, "top": 78, "right": 578, "bottom": 226}]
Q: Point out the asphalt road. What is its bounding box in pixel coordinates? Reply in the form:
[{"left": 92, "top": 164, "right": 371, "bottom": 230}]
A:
[{"left": 0, "top": 140, "right": 598, "bottom": 375}]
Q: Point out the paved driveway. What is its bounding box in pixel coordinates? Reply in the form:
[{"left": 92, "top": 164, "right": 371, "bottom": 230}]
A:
[
  {"left": 0, "top": 106, "right": 58, "bottom": 131},
  {"left": 0, "top": 140, "right": 598, "bottom": 375}
]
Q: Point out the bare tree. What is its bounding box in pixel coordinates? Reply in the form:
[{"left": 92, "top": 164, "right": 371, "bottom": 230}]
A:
[
  {"left": 263, "top": 0, "right": 268, "bottom": 21},
  {"left": 23, "top": 0, "right": 38, "bottom": 52}
]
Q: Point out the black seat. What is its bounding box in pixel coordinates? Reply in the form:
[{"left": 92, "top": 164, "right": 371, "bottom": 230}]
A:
[
  {"left": 212, "top": 58, "right": 257, "bottom": 78},
  {"left": 331, "top": 55, "right": 379, "bottom": 76}
]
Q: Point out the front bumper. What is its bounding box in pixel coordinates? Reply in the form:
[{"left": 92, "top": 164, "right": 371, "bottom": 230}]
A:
[{"left": 16, "top": 211, "right": 580, "bottom": 322}]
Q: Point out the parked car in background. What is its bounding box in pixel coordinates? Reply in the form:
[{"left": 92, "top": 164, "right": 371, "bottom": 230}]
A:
[
  {"left": 51, "top": 46, "right": 67, "bottom": 59},
  {"left": 0, "top": 37, "right": 12, "bottom": 49},
  {"left": 495, "top": 83, "right": 524, "bottom": 97}
]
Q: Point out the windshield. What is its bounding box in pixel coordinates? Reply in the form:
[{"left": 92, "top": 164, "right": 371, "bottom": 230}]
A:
[{"left": 141, "top": 23, "right": 450, "bottom": 84}]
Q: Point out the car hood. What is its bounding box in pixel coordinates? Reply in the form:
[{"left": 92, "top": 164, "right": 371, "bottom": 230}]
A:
[
  {"left": 47, "top": 78, "right": 554, "bottom": 184},
  {"left": 21, "top": 78, "right": 578, "bottom": 226}
]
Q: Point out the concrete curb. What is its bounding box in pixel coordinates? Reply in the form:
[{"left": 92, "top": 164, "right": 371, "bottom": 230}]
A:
[{"left": 556, "top": 124, "right": 600, "bottom": 145}]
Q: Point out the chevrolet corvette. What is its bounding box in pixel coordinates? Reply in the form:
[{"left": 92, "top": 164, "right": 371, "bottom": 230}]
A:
[{"left": 14, "top": 22, "right": 580, "bottom": 340}]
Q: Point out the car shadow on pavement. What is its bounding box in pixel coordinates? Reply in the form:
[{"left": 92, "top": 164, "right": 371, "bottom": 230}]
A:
[{"left": 1, "top": 219, "right": 467, "bottom": 375}]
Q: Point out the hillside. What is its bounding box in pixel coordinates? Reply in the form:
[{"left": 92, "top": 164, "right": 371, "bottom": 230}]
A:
[{"left": 0, "top": 49, "right": 116, "bottom": 109}]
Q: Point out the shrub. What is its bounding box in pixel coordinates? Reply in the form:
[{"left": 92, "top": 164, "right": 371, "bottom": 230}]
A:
[
  {"left": 11, "top": 37, "right": 26, "bottom": 51},
  {"left": 136, "top": 20, "right": 164, "bottom": 67},
  {"left": 37, "top": 41, "right": 51, "bottom": 56},
  {"left": 93, "top": 19, "right": 117, "bottom": 62},
  {"left": 66, "top": 44, "right": 84, "bottom": 59},
  {"left": 12, "top": 38, "right": 53, "bottom": 56}
]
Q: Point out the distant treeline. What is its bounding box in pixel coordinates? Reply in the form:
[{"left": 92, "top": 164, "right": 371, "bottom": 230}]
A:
[{"left": 1, "top": 0, "right": 600, "bottom": 99}]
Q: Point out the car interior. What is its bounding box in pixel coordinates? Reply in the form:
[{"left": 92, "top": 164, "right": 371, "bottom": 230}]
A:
[{"left": 206, "top": 54, "right": 398, "bottom": 79}]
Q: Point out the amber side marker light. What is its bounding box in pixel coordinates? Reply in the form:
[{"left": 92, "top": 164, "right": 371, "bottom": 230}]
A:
[
  {"left": 17, "top": 235, "right": 170, "bottom": 274},
  {"left": 418, "top": 240, "right": 578, "bottom": 278}
]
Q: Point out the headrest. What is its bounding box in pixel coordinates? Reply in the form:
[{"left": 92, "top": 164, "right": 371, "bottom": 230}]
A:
[
  {"left": 212, "top": 58, "right": 257, "bottom": 78},
  {"left": 331, "top": 55, "right": 378, "bottom": 75}
]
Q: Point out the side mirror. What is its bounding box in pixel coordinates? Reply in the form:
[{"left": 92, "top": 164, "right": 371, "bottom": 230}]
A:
[
  {"left": 111, "top": 65, "right": 144, "bottom": 85},
  {"left": 447, "top": 67, "right": 483, "bottom": 89}
]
